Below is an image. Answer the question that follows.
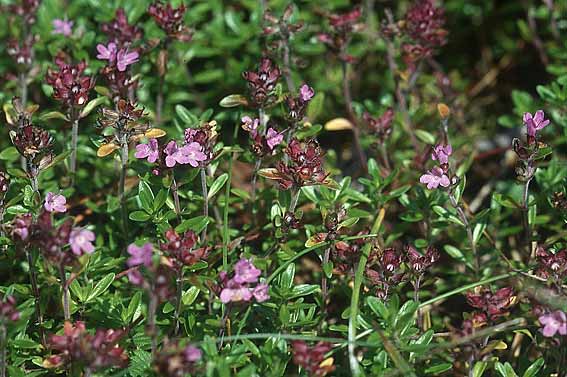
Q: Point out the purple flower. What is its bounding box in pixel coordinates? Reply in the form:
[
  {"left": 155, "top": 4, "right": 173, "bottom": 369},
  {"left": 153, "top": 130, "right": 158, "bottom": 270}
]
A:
[
  {"left": 419, "top": 166, "right": 450, "bottom": 189},
  {"left": 523, "top": 110, "right": 550, "bottom": 137},
  {"left": 127, "top": 243, "right": 153, "bottom": 268},
  {"left": 135, "top": 139, "right": 159, "bottom": 163},
  {"left": 219, "top": 286, "right": 253, "bottom": 304},
  {"left": 539, "top": 310, "right": 567, "bottom": 337},
  {"left": 299, "top": 84, "right": 315, "bottom": 102},
  {"left": 431, "top": 144, "right": 452, "bottom": 165},
  {"left": 52, "top": 19, "right": 73, "bottom": 37},
  {"left": 233, "top": 259, "right": 261, "bottom": 284},
  {"left": 116, "top": 49, "right": 139, "bottom": 72},
  {"left": 252, "top": 283, "right": 269, "bottom": 302},
  {"left": 184, "top": 346, "right": 202, "bottom": 362},
  {"left": 96, "top": 42, "right": 118, "bottom": 62},
  {"left": 266, "top": 128, "right": 284, "bottom": 151},
  {"left": 127, "top": 270, "right": 144, "bottom": 285},
  {"left": 69, "top": 228, "right": 95, "bottom": 256},
  {"left": 44, "top": 192, "right": 67, "bottom": 213}
]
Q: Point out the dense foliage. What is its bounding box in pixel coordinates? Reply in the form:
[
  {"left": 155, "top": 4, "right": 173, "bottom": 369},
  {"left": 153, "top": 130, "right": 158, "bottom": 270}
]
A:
[{"left": 1, "top": 0, "right": 567, "bottom": 376}]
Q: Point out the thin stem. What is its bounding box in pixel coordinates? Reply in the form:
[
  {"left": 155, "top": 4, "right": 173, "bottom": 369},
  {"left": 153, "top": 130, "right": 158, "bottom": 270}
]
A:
[
  {"left": 282, "top": 40, "right": 295, "bottom": 94},
  {"left": 348, "top": 209, "right": 385, "bottom": 376},
  {"left": 0, "top": 323, "right": 6, "bottom": 377},
  {"left": 69, "top": 115, "right": 79, "bottom": 186},
  {"left": 413, "top": 275, "right": 422, "bottom": 330},
  {"left": 25, "top": 247, "right": 45, "bottom": 344},
  {"left": 522, "top": 176, "right": 533, "bottom": 261},
  {"left": 222, "top": 123, "right": 239, "bottom": 271},
  {"left": 171, "top": 174, "right": 181, "bottom": 224},
  {"left": 148, "top": 290, "right": 158, "bottom": 357},
  {"left": 156, "top": 75, "right": 164, "bottom": 125},
  {"left": 59, "top": 264, "right": 70, "bottom": 321},
  {"left": 200, "top": 168, "right": 209, "bottom": 243},
  {"left": 173, "top": 268, "right": 184, "bottom": 336},
  {"left": 449, "top": 193, "right": 479, "bottom": 278},
  {"left": 119, "top": 139, "right": 129, "bottom": 234},
  {"left": 289, "top": 188, "right": 300, "bottom": 213},
  {"left": 321, "top": 245, "right": 332, "bottom": 312},
  {"left": 341, "top": 61, "right": 367, "bottom": 172},
  {"left": 379, "top": 143, "right": 392, "bottom": 171}
]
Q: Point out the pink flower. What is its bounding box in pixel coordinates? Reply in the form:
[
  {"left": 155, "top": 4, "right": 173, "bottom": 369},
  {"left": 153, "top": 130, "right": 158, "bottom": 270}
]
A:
[
  {"left": 241, "top": 116, "right": 260, "bottom": 137},
  {"left": 69, "top": 228, "right": 95, "bottom": 256},
  {"left": 299, "top": 84, "right": 314, "bottom": 102},
  {"left": 523, "top": 110, "right": 550, "bottom": 137},
  {"left": 539, "top": 310, "right": 567, "bottom": 337},
  {"left": 431, "top": 144, "right": 452, "bottom": 165},
  {"left": 135, "top": 139, "right": 159, "bottom": 163},
  {"left": 127, "top": 270, "right": 144, "bottom": 285},
  {"left": 252, "top": 283, "right": 269, "bottom": 302},
  {"left": 116, "top": 49, "right": 139, "bottom": 72},
  {"left": 266, "top": 128, "right": 283, "bottom": 151},
  {"left": 164, "top": 141, "right": 207, "bottom": 168},
  {"left": 419, "top": 166, "right": 450, "bottom": 189},
  {"left": 52, "top": 19, "right": 73, "bottom": 37},
  {"left": 44, "top": 192, "right": 67, "bottom": 213},
  {"left": 127, "top": 243, "right": 153, "bottom": 268},
  {"left": 96, "top": 42, "right": 118, "bottom": 61},
  {"left": 219, "top": 286, "right": 253, "bottom": 304},
  {"left": 184, "top": 346, "right": 202, "bottom": 362},
  {"left": 233, "top": 259, "right": 261, "bottom": 284}
]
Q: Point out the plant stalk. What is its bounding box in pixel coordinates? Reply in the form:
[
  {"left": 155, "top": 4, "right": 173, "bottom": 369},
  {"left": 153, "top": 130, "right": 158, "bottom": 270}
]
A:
[
  {"left": 59, "top": 264, "right": 70, "bottom": 321},
  {"left": 25, "top": 248, "right": 45, "bottom": 344},
  {"left": 119, "top": 139, "right": 129, "bottom": 234},
  {"left": 341, "top": 61, "right": 367, "bottom": 172},
  {"left": 449, "top": 193, "right": 479, "bottom": 278},
  {"left": 200, "top": 168, "right": 209, "bottom": 242},
  {"left": 174, "top": 268, "right": 184, "bottom": 336},
  {"left": 70, "top": 115, "right": 79, "bottom": 185},
  {"left": 0, "top": 322, "right": 6, "bottom": 377},
  {"left": 171, "top": 174, "right": 181, "bottom": 224}
]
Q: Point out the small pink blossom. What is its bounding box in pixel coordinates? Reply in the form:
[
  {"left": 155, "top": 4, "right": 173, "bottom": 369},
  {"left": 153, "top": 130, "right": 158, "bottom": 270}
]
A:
[
  {"left": 44, "top": 192, "right": 67, "bottom": 213},
  {"left": 52, "top": 19, "right": 73, "bottom": 37},
  {"left": 135, "top": 139, "right": 159, "bottom": 163},
  {"left": 96, "top": 42, "right": 118, "bottom": 61},
  {"left": 184, "top": 346, "right": 202, "bottom": 362},
  {"left": 539, "top": 310, "right": 567, "bottom": 337},
  {"left": 523, "top": 110, "right": 550, "bottom": 137},
  {"left": 164, "top": 141, "right": 207, "bottom": 168},
  {"left": 233, "top": 259, "right": 261, "bottom": 284},
  {"left": 220, "top": 286, "right": 253, "bottom": 304},
  {"left": 266, "top": 128, "right": 283, "bottom": 151},
  {"left": 241, "top": 116, "right": 260, "bottom": 137},
  {"left": 116, "top": 49, "right": 139, "bottom": 72},
  {"left": 127, "top": 243, "right": 153, "bottom": 268},
  {"left": 431, "top": 144, "right": 452, "bottom": 165},
  {"left": 419, "top": 166, "right": 450, "bottom": 190},
  {"left": 252, "top": 283, "right": 269, "bottom": 302},
  {"left": 69, "top": 228, "right": 95, "bottom": 256},
  {"left": 299, "top": 84, "right": 314, "bottom": 102}
]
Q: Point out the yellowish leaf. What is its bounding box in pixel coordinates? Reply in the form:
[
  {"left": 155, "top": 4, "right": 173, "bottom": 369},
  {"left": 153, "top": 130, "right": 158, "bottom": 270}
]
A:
[
  {"left": 324, "top": 118, "right": 353, "bottom": 131},
  {"left": 144, "top": 128, "right": 167, "bottom": 138},
  {"left": 437, "top": 103, "right": 450, "bottom": 119},
  {"left": 97, "top": 143, "right": 119, "bottom": 157}
]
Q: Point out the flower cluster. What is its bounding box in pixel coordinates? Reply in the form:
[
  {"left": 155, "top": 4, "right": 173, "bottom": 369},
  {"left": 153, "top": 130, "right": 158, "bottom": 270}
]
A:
[
  {"left": 9, "top": 0, "right": 40, "bottom": 25},
  {"left": 44, "top": 192, "right": 67, "bottom": 213},
  {"left": 291, "top": 341, "right": 335, "bottom": 377},
  {"left": 0, "top": 296, "right": 20, "bottom": 322},
  {"left": 512, "top": 110, "right": 550, "bottom": 181},
  {"left": 285, "top": 84, "right": 315, "bottom": 123},
  {"left": 0, "top": 171, "right": 9, "bottom": 198},
  {"left": 539, "top": 310, "right": 567, "bottom": 338},
  {"left": 136, "top": 138, "right": 206, "bottom": 169},
  {"left": 241, "top": 116, "right": 283, "bottom": 157},
  {"left": 465, "top": 286, "right": 516, "bottom": 320},
  {"left": 148, "top": 1, "right": 191, "bottom": 42},
  {"left": 46, "top": 57, "right": 93, "bottom": 108},
  {"left": 242, "top": 57, "right": 281, "bottom": 107},
  {"left": 6, "top": 37, "right": 36, "bottom": 67},
  {"left": 318, "top": 7, "right": 363, "bottom": 63},
  {"left": 160, "top": 229, "right": 208, "bottom": 271},
  {"left": 218, "top": 259, "right": 269, "bottom": 304},
  {"left": 261, "top": 138, "right": 329, "bottom": 190},
  {"left": 420, "top": 144, "right": 453, "bottom": 190},
  {"left": 263, "top": 4, "right": 304, "bottom": 43},
  {"left": 126, "top": 242, "right": 172, "bottom": 301},
  {"left": 398, "top": 0, "right": 447, "bottom": 68},
  {"left": 44, "top": 321, "right": 128, "bottom": 371},
  {"left": 96, "top": 43, "right": 139, "bottom": 72},
  {"left": 153, "top": 340, "right": 202, "bottom": 377},
  {"left": 10, "top": 124, "right": 53, "bottom": 163},
  {"left": 535, "top": 246, "right": 567, "bottom": 281},
  {"left": 364, "top": 108, "right": 394, "bottom": 144},
  {"left": 101, "top": 8, "right": 143, "bottom": 47},
  {"left": 183, "top": 121, "right": 219, "bottom": 166},
  {"left": 52, "top": 19, "right": 73, "bottom": 37}
]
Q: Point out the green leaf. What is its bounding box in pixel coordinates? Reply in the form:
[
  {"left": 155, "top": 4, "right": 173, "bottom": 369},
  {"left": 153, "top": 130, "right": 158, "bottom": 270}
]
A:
[
  {"left": 522, "top": 358, "right": 544, "bottom": 377},
  {"left": 415, "top": 129, "right": 436, "bottom": 145},
  {"left": 42, "top": 150, "right": 73, "bottom": 171},
  {"left": 175, "top": 104, "right": 199, "bottom": 125},
  {"left": 279, "top": 263, "right": 295, "bottom": 289},
  {"left": 0, "top": 147, "right": 20, "bottom": 161},
  {"left": 11, "top": 338, "right": 40, "bottom": 349},
  {"left": 495, "top": 362, "right": 519, "bottom": 377},
  {"left": 536, "top": 85, "right": 556, "bottom": 102},
  {"left": 85, "top": 273, "right": 115, "bottom": 303},
  {"left": 322, "top": 261, "right": 333, "bottom": 278},
  {"left": 208, "top": 173, "right": 228, "bottom": 200},
  {"left": 124, "top": 291, "right": 142, "bottom": 324},
  {"left": 176, "top": 216, "right": 209, "bottom": 233},
  {"left": 367, "top": 296, "right": 389, "bottom": 320},
  {"left": 473, "top": 361, "right": 488, "bottom": 377},
  {"left": 425, "top": 363, "right": 452, "bottom": 374},
  {"left": 182, "top": 286, "right": 200, "bottom": 306},
  {"left": 39, "top": 111, "right": 69, "bottom": 122},
  {"left": 129, "top": 211, "right": 151, "bottom": 222},
  {"left": 79, "top": 96, "right": 108, "bottom": 119},
  {"left": 307, "top": 92, "right": 325, "bottom": 121},
  {"left": 138, "top": 180, "right": 155, "bottom": 213}
]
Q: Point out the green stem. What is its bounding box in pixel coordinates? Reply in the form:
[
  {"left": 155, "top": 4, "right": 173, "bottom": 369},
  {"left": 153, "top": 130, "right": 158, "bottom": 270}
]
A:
[
  {"left": 449, "top": 192, "right": 479, "bottom": 277},
  {"left": 0, "top": 322, "right": 6, "bottom": 377},
  {"left": 59, "top": 264, "right": 70, "bottom": 321},
  {"left": 171, "top": 174, "right": 181, "bottom": 224},
  {"left": 222, "top": 123, "right": 239, "bottom": 271},
  {"left": 200, "top": 168, "right": 208, "bottom": 243},
  {"left": 119, "top": 139, "right": 129, "bottom": 234},
  {"left": 173, "top": 268, "right": 183, "bottom": 336},
  {"left": 70, "top": 115, "right": 79, "bottom": 186},
  {"left": 348, "top": 210, "right": 384, "bottom": 376},
  {"left": 25, "top": 248, "right": 45, "bottom": 344}
]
